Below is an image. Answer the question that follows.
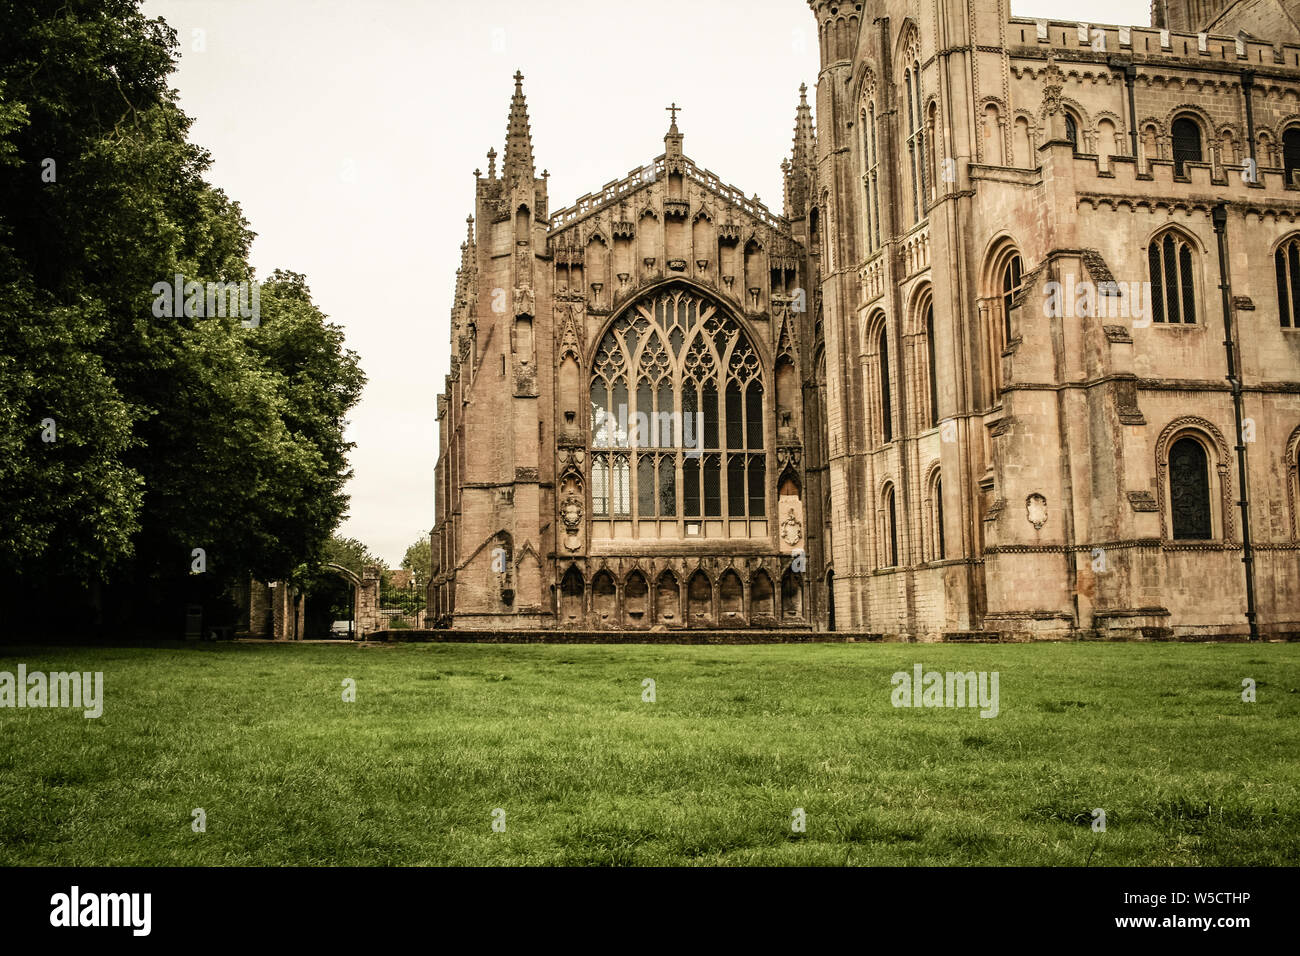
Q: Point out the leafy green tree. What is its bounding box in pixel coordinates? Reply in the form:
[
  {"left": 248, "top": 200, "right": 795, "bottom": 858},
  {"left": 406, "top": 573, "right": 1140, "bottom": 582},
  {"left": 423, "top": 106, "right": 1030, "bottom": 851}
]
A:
[
  {"left": 321, "top": 536, "right": 383, "bottom": 578},
  {"left": 0, "top": 2, "right": 365, "bottom": 634},
  {"left": 401, "top": 535, "right": 432, "bottom": 588}
]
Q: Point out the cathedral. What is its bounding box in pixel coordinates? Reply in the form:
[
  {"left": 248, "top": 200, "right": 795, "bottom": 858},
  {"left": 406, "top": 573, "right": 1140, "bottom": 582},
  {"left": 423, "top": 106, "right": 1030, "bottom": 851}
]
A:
[{"left": 430, "top": 0, "right": 1300, "bottom": 640}]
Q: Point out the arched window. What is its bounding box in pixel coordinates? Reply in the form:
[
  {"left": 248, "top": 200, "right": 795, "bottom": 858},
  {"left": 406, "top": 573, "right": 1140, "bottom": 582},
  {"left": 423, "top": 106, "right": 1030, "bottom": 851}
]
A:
[
  {"left": 925, "top": 303, "right": 939, "bottom": 428},
  {"left": 1148, "top": 230, "right": 1197, "bottom": 324},
  {"left": 1172, "top": 116, "right": 1203, "bottom": 177},
  {"left": 981, "top": 242, "right": 1023, "bottom": 407},
  {"left": 1284, "top": 127, "right": 1300, "bottom": 187},
  {"left": 1169, "top": 436, "right": 1212, "bottom": 539},
  {"left": 1064, "top": 112, "right": 1079, "bottom": 152},
  {"left": 928, "top": 470, "right": 945, "bottom": 560},
  {"left": 904, "top": 62, "right": 927, "bottom": 223},
  {"left": 1001, "top": 254, "right": 1022, "bottom": 345},
  {"left": 863, "top": 102, "right": 882, "bottom": 252},
  {"left": 882, "top": 483, "right": 899, "bottom": 567},
  {"left": 934, "top": 476, "right": 945, "bottom": 559},
  {"left": 1276, "top": 235, "right": 1300, "bottom": 328},
  {"left": 589, "top": 286, "right": 765, "bottom": 534},
  {"left": 878, "top": 322, "right": 893, "bottom": 443}
]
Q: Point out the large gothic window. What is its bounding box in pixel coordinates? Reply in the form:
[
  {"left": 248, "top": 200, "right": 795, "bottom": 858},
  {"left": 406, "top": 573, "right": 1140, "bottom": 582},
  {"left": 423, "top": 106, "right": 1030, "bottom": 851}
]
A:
[
  {"left": 1148, "top": 230, "right": 1197, "bottom": 324},
  {"left": 904, "top": 62, "right": 927, "bottom": 224},
  {"left": 590, "top": 287, "right": 766, "bottom": 536},
  {"left": 878, "top": 323, "right": 893, "bottom": 443},
  {"left": 863, "top": 102, "right": 882, "bottom": 252},
  {"left": 1169, "top": 436, "right": 1212, "bottom": 540},
  {"left": 925, "top": 303, "right": 939, "bottom": 428},
  {"left": 981, "top": 241, "right": 1022, "bottom": 408},
  {"left": 1275, "top": 235, "right": 1300, "bottom": 328}
]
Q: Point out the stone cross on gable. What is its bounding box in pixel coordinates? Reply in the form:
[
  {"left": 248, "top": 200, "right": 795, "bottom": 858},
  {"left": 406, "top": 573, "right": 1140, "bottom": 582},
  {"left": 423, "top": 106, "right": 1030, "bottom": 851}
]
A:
[{"left": 666, "top": 102, "right": 682, "bottom": 126}]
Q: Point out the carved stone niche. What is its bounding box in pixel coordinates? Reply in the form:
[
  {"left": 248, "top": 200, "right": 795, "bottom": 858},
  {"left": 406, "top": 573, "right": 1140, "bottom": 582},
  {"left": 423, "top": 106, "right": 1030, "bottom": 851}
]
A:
[
  {"left": 612, "top": 221, "right": 635, "bottom": 240},
  {"left": 663, "top": 200, "right": 690, "bottom": 219},
  {"left": 513, "top": 287, "right": 535, "bottom": 317},
  {"left": 718, "top": 225, "right": 741, "bottom": 244},
  {"left": 514, "top": 362, "right": 538, "bottom": 397},
  {"left": 1026, "top": 493, "right": 1048, "bottom": 530}
]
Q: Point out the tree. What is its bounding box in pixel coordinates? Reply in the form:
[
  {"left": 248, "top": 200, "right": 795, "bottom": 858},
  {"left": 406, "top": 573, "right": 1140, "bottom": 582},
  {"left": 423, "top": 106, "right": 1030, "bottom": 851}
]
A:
[
  {"left": 321, "top": 536, "right": 383, "bottom": 578},
  {"left": 0, "top": 2, "right": 365, "bottom": 635},
  {"left": 401, "top": 535, "right": 432, "bottom": 588}
]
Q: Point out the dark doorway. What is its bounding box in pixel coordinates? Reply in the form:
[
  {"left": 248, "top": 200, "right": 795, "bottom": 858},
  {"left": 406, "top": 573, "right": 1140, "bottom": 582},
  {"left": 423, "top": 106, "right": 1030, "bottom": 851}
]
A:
[{"left": 826, "top": 570, "right": 836, "bottom": 632}]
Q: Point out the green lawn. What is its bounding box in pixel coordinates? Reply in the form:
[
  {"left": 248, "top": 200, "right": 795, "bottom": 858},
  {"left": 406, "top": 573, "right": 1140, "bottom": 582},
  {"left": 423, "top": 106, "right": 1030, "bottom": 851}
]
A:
[{"left": 0, "top": 641, "right": 1297, "bottom": 866}]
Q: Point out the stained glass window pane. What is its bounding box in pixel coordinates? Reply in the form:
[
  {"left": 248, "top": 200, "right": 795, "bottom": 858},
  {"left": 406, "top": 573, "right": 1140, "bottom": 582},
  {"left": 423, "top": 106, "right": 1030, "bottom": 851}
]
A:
[
  {"left": 703, "top": 382, "right": 719, "bottom": 449},
  {"left": 728, "top": 455, "right": 745, "bottom": 516},
  {"left": 1163, "top": 235, "right": 1179, "bottom": 323},
  {"left": 683, "top": 456, "right": 700, "bottom": 517},
  {"left": 591, "top": 380, "right": 610, "bottom": 447},
  {"left": 638, "top": 454, "right": 656, "bottom": 516},
  {"left": 1179, "top": 245, "right": 1196, "bottom": 324},
  {"left": 659, "top": 456, "right": 676, "bottom": 516},
  {"left": 726, "top": 382, "right": 744, "bottom": 449},
  {"left": 1149, "top": 242, "right": 1166, "bottom": 323},
  {"left": 747, "top": 381, "right": 764, "bottom": 449},
  {"left": 657, "top": 380, "right": 673, "bottom": 446},
  {"left": 592, "top": 457, "right": 608, "bottom": 516},
  {"left": 612, "top": 455, "right": 631, "bottom": 517},
  {"left": 1278, "top": 249, "right": 1291, "bottom": 328},
  {"left": 748, "top": 456, "right": 766, "bottom": 517},
  {"left": 1170, "top": 437, "right": 1211, "bottom": 539},
  {"left": 704, "top": 455, "right": 721, "bottom": 517},
  {"left": 1288, "top": 243, "right": 1300, "bottom": 328}
]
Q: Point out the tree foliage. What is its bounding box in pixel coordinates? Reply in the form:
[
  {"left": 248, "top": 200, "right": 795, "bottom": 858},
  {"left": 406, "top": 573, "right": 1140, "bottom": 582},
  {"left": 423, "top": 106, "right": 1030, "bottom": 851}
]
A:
[{"left": 0, "top": 2, "right": 365, "bottom": 633}]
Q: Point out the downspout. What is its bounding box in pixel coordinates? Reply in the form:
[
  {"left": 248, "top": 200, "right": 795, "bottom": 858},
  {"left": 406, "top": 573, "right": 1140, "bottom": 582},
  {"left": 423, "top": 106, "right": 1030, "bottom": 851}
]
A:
[
  {"left": 1241, "top": 70, "right": 1257, "bottom": 165},
  {"left": 1124, "top": 63, "right": 1138, "bottom": 160},
  {"left": 1211, "top": 203, "right": 1259, "bottom": 641}
]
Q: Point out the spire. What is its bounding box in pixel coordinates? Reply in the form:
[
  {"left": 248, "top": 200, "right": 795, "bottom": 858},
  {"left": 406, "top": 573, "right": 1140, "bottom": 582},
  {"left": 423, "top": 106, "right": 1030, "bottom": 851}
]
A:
[
  {"left": 792, "top": 83, "right": 816, "bottom": 169},
  {"left": 785, "top": 83, "right": 816, "bottom": 217},
  {"left": 503, "top": 70, "right": 535, "bottom": 181}
]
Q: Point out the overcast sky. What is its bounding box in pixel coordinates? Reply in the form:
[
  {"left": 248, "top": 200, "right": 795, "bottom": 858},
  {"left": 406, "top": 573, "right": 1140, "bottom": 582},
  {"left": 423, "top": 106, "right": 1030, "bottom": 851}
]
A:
[{"left": 140, "top": 0, "right": 1150, "bottom": 565}]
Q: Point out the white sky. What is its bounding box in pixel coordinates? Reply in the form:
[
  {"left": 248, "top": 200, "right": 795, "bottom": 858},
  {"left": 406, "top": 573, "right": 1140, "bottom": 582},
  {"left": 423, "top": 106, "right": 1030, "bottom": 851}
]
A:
[{"left": 141, "top": 0, "right": 1149, "bottom": 565}]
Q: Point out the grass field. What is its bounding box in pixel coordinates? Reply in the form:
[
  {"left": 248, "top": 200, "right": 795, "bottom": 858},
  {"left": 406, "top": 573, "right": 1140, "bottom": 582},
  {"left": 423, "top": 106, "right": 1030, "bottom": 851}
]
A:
[{"left": 0, "top": 640, "right": 1297, "bottom": 866}]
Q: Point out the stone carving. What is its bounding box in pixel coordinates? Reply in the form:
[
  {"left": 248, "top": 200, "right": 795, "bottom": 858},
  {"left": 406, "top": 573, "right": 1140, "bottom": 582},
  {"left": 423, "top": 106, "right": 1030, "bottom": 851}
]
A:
[
  {"left": 513, "top": 287, "right": 535, "bottom": 316},
  {"left": 1026, "top": 493, "right": 1048, "bottom": 530},
  {"left": 560, "top": 494, "right": 583, "bottom": 534},
  {"left": 780, "top": 513, "right": 803, "bottom": 546}
]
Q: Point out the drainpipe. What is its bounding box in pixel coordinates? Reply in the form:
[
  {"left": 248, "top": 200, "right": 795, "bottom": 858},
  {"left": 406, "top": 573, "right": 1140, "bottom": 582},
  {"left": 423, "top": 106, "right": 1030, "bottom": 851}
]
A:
[
  {"left": 1124, "top": 63, "right": 1138, "bottom": 160},
  {"left": 1241, "top": 70, "right": 1257, "bottom": 165},
  {"left": 1211, "top": 203, "right": 1259, "bottom": 641}
]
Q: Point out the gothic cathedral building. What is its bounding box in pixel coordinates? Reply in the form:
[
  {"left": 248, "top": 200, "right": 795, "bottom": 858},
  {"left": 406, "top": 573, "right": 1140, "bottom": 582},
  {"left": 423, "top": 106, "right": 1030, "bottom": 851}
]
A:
[{"left": 431, "top": 1, "right": 1300, "bottom": 639}]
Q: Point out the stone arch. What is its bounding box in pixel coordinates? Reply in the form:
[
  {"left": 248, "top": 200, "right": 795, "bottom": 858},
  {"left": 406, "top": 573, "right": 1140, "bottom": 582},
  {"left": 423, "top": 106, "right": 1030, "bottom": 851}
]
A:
[
  {"left": 1286, "top": 423, "right": 1300, "bottom": 540},
  {"left": 655, "top": 569, "right": 681, "bottom": 626},
  {"left": 559, "top": 564, "right": 584, "bottom": 625},
  {"left": 313, "top": 562, "right": 366, "bottom": 638},
  {"left": 906, "top": 282, "right": 938, "bottom": 429},
  {"left": 1155, "top": 416, "right": 1233, "bottom": 541},
  {"left": 750, "top": 569, "right": 775, "bottom": 621},
  {"left": 591, "top": 569, "right": 617, "bottom": 625},
  {"left": 624, "top": 569, "right": 649, "bottom": 627},
  {"left": 780, "top": 567, "right": 803, "bottom": 620},
  {"left": 718, "top": 568, "right": 744, "bottom": 623},
  {"left": 978, "top": 234, "right": 1024, "bottom": 407},
  {"left": 687, "top": 569, "right": 713, "bottom": 625}
]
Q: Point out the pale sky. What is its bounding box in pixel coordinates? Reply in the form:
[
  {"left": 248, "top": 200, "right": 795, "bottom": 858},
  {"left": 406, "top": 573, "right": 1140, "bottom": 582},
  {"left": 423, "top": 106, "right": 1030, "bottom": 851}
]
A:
[{"left": 141, "top": 0, "right": 1150, "bottom": 565}]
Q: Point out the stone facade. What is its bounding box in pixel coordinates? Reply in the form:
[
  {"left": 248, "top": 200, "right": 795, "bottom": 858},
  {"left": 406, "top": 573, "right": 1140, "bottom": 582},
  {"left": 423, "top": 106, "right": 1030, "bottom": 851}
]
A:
[{"left": 432, "top": 2, "right": 1300, "bottom": 639}]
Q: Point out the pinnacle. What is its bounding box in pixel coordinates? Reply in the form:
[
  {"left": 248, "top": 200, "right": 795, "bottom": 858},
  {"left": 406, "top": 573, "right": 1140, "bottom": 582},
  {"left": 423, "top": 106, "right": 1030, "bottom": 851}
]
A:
[{"left": 503, "top": 69, "right": 535, "bottom": 179}]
